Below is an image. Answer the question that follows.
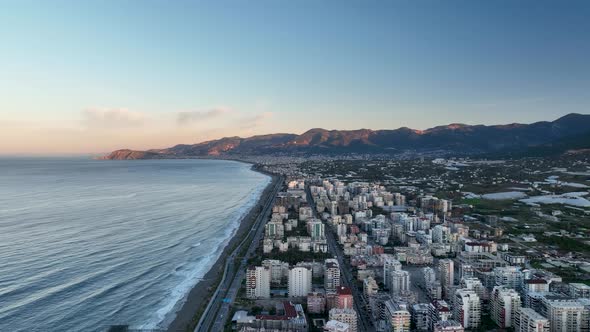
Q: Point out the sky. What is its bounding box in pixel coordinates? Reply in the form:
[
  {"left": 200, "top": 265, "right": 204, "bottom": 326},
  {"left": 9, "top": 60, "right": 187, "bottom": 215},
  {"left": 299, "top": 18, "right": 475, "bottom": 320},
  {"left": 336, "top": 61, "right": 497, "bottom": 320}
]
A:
[{"left": 1, "top": 0, "right": 589, "bottom": 154}]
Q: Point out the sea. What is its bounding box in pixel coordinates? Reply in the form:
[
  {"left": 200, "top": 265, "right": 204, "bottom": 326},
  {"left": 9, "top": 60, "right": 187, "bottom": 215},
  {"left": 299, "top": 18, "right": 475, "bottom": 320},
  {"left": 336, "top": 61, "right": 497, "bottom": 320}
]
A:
[{"left": 0, "top": 157, "right": 271, "bottom": 331}]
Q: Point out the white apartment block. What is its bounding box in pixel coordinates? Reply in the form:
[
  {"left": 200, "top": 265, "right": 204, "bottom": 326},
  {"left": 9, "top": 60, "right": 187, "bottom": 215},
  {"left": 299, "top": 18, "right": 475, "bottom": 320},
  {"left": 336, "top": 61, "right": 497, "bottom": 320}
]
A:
[
  {"left": 246, "top": 266, "right": 271, "bottom": 299},
  {"left": 288, "top": 266, "right": 312, "bottom": 297},
  {"left": 261, "top": 259, "right": 288, "bottom": 285},
  {"left": 453, "top": 289, "right": 481, "bottom": 329},
  {"left": 491, "top": 286, "right": 521, "bottom": 328},
  {"left": 383, "top": 256, "right": 402, "bottom": 290},
  {"left": 325, "top": 259, "right": 341, "bottom": 293},
  {"left": 541, "top": 297, "right": 588, "bottom": 332},
  {"left": 384, "top": 300, "right": 411, "bottom": 332},
  {"left": 438, "top": 259, "right": 454, "bottom": 299},
  {"left": 329, "top": 308, "right": 358, "bottom": 332},
  {"left": 514, "top": 307, "right": 550, "bottom": 332},
  {"left": 494, "top": 266, "right": 523, "bottom": 290},
  {"left": 390, "top": 270, "right": 411, "bottom": 297}
]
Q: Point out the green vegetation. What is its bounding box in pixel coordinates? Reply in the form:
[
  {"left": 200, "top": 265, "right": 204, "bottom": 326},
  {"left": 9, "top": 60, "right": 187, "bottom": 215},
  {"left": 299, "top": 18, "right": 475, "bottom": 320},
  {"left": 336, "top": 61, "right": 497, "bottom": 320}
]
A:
[
  {"left": 263, "top": 248, "right": 332, "bottom": 265},
  {"left": 537, "top": 235, "right": 590, "bottom": 253}
]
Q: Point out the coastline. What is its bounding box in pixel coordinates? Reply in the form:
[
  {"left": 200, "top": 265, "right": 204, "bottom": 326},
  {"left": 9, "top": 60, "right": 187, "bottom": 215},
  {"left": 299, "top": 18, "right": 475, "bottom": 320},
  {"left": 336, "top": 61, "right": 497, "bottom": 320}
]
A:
[{"left": 166, "top": 164, "right": 279, "bottom": 332}]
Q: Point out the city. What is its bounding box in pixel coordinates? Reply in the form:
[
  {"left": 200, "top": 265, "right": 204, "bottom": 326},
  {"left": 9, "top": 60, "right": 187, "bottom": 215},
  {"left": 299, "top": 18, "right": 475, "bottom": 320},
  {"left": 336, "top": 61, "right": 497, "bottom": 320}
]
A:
[{"left": 197, "top": 153, "right": 590, "bottom": 332}]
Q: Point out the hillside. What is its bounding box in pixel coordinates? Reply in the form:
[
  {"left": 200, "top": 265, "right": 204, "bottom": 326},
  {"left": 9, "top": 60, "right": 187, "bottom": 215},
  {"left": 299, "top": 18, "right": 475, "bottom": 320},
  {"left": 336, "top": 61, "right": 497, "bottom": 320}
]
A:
[{"left": 102, "top": 113, "right": 590, "bottom": 159}]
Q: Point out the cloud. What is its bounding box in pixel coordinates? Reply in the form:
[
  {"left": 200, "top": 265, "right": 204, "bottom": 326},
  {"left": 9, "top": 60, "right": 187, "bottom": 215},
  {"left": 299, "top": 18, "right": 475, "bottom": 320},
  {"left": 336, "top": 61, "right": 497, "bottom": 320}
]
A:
[
  {"left": 238, "top": 112, "right": 273, "bottom": 129},
  {"left": 82, "top": 108, "right": 147, "bottom": 128},
  {"left": 176, "top": 107, "right": 230, "bottom": 125}
]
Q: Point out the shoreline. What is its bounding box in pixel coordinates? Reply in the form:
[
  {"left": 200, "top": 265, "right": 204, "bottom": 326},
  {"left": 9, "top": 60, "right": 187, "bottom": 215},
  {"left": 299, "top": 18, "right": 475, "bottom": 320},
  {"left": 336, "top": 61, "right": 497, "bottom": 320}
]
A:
[{"left": 166, "top": 164, "right": 279, "bottom": 332}]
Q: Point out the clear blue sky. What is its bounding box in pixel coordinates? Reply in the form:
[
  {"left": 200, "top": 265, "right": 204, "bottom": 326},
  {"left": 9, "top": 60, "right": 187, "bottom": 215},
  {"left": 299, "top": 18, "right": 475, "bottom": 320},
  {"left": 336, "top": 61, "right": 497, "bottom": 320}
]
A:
[{"left": 0, "top": 0, "right": 589, "bottom": 153}]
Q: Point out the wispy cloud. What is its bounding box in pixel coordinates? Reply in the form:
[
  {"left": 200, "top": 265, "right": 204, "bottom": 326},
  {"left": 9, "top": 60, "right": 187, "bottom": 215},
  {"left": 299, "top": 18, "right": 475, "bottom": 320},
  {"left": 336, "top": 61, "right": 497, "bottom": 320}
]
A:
[
  {"left": 238, "top": 112, "right": 273, "bottom": 129},
  {"left": 176, "top": 107, "right": 230, "bottom": 126},
  {"left": 82, "top": 108, "right": 146, "bottom": 128}
]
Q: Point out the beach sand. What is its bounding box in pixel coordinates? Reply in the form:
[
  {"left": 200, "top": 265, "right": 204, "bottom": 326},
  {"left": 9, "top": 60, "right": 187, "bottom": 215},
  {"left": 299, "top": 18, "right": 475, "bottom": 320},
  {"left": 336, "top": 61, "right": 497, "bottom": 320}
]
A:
[{"left": 166, "top": 170, "right": 279, "bottom": 332}]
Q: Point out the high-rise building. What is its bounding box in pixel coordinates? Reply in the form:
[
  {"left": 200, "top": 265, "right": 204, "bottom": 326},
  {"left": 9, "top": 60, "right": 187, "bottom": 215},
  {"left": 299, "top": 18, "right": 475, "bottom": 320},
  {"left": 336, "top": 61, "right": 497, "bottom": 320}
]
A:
[
  {"left": 261, "top": 259, "right": 288, "bottom": 286},
  {"left": 459, "top": 264, "right": 475, "bottom": 280},
  {"left": 363, "top": 277, "right": 379, "bottom": 298},
  {"left": 325, "top": 259, "right": 341, "bottom": 293},
  {"left": 453, "top": 289, "right": 481, "bottom": 329},
  {"left": 329, "top": 308, "right": 358, "bottom": 332},
  {"left": 460, "top": 277, "right": 487, "bottom": 300},
  {"left": 439, "top": 259, "right": 454, "bottom": 299},
  {"left": 307, "top": 291, "right": 326, "bottom": 314},
  {"left": 514, "top": 307, "right": 550, "bottom": 332},
  {"left": 432, "top": 225, "right": 450, "bottom": 244},
  {"left": 391, "top": 270, "right": 411, "bottom": 297},
  {"left": 412, "top": 303, "right": 431, "bottom": 331},
  {"left": 541, "top": 296, "right": 588, "bottom": 332},
  {"left": 494, "top": 266, "right": 523, "bottom": 290},
  {"left": 299, "top": 206, "right": 313, "bottom": 221},
  {"left": 429, "top": 300, "right": 452, "bottom": 331},
  {"left": 337, "top": 223, "right": 347, "bottom": 237},
  {"left": 307, "top": 219, "right": 325, "bottom": 240},
  {"left": 288, "top": 266, "right": 312, "bottom": 297},
  {"left": 265, "top": 220, "right": 285, "bottom": 239},
  {"left": 384, "top": 300, "right": 411, "bottom": 332},
  {"left": 336, "top": 286, "right": 354, "bottom": 309},
  {"left": 491, "top": 286, "right": 522, "bottom": 328},
  {"left": 246, "top": 266, "right": 271, "bottom": 299},
  {"left": 383, "top": 256, "right": 402, "bottom": 290},
  {"left": 423, "top": 267, "right": 437, "bottom": 284}
]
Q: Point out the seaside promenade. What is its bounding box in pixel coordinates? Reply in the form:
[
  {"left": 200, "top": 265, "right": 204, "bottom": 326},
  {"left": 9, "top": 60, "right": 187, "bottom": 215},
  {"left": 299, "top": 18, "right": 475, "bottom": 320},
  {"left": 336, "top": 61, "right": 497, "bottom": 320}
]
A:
[{"left": 195, "top": 174, "right": 284, "bottom": 332}]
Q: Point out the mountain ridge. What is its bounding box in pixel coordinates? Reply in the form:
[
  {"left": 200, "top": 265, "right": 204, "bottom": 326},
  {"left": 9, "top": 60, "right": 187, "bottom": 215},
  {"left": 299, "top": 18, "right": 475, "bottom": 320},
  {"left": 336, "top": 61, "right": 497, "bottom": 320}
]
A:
[{"left": 102, "top": 113, "right": 590, "bottom": 159}]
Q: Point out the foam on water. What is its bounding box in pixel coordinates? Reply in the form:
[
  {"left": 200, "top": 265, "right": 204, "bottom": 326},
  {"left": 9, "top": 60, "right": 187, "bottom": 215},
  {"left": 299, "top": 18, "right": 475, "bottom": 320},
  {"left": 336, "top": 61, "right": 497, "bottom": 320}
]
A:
[
  {"left": 0, "top": 158, "right": 270, "bottom": 332},
  {"left": 146, "top": 175, "right": 271, "bottom": 330}
]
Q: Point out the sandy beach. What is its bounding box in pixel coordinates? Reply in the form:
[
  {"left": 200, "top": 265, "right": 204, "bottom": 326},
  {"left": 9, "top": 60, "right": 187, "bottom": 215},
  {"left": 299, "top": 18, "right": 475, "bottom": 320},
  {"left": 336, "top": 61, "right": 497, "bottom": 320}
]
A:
[{"left": 166, "top": 168, "right": 279, "bottom": 332}]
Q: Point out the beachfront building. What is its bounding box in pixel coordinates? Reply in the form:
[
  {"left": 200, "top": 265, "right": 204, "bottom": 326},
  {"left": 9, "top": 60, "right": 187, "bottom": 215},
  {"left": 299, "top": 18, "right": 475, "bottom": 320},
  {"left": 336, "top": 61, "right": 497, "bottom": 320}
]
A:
[
  {"left": 246, "top": 266, "right": 271, "bottom": 299},
  {"left": 288, "top": 266, "right": 312, "bottom": 297}
]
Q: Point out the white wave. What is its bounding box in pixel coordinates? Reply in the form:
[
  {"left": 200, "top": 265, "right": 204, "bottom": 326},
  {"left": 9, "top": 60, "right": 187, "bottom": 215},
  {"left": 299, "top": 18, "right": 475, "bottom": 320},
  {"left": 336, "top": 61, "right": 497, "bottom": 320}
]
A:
[{"left": 140, "top": 173, "right": 272, "bottom": 330}]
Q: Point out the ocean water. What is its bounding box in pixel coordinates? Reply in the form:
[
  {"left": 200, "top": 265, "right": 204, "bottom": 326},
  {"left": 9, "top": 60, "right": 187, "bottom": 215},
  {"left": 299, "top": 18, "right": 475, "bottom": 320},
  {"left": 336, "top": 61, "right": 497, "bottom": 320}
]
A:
[{"left": 0, "top": 158, "right": 270, "bottom": 331}]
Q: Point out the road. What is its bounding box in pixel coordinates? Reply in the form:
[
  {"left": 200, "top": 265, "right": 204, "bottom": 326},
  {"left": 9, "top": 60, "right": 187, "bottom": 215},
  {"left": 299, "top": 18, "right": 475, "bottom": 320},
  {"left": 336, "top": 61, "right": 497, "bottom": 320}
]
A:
[
  {"left": 305, "top": 186, "right": 375, "bottom": 332},
  {"left": 196, "top": 175, "right": 284, "bottom": 332}
]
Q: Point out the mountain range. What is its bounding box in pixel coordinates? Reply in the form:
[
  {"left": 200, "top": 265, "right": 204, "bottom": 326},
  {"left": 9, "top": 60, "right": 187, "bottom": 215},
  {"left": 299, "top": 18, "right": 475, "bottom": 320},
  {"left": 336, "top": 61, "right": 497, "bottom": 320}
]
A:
[{"left": 102, "top": 113, "right": 590, "bottom": 159}]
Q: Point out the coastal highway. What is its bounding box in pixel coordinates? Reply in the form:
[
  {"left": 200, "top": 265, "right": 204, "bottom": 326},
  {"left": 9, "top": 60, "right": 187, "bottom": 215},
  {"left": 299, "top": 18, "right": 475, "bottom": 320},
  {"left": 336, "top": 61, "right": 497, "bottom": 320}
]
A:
[
  {"left": 196, "top": 175, "right": 284, "bottom": 332},
  {"left": 305, "top": 186, "right": 375, "bottom": 332}
]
